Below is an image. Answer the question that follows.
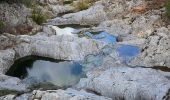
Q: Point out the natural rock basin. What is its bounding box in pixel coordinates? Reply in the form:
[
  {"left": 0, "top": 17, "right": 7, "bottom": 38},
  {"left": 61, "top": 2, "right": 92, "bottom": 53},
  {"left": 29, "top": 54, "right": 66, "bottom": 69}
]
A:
[
  {"left": 6, "top": 56, "right": 84, "bottom": 89},
  {"left": 116, "top": 45, "right": 140, "bottom": 62}
]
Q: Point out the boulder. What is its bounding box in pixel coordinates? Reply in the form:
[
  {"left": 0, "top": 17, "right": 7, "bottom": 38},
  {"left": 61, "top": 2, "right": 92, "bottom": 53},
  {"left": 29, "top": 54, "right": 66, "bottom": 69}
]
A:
[{"left": 77, "top": 67, "right": 170, "bottom": 100}]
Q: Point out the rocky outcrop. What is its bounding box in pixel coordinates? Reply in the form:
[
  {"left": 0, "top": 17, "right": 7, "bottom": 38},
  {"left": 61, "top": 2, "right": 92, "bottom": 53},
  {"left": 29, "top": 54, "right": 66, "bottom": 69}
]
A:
[
  {"left": 0, "top": 26, "right": 109, "bottom": 74},
  {"left": 0, "top": 3, "right": 36, "bottom": 35},
  {"left": 47, "top": 4, "right": 107, "bottom": 25},
  {"left": 129, "top": 27, "right": 170, "bottom": 67},
  {"left": 76, "top": 66, "right": 170, "bottom": 100},
  {"left": 14, "top": 33, "right": 107, "bottom": 61}
]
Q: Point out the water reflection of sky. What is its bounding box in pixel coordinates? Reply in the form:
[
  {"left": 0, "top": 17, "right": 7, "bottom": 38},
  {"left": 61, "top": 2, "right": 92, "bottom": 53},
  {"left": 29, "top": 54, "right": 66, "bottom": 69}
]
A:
[
  {"left": 116, "top": 45, "right": 140, "bottom": 62},
  {"left": 24, "top": 61, "right": 83, "bottom": 87},
  {"left": 84, "top": 31, "right": 117, "bottom": 45}
]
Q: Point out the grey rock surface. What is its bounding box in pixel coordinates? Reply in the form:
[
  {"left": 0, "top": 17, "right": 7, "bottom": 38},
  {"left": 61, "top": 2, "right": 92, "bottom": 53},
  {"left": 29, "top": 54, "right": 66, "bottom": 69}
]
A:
[
  {"left": 32, "top": 89, "right": 112, "bottom": 100},
  {"left": 47, "top": 4, "right": 107, "bottom": 25},
  {"left": 77, "top": 66, "right": 170, "bottom": 100}
]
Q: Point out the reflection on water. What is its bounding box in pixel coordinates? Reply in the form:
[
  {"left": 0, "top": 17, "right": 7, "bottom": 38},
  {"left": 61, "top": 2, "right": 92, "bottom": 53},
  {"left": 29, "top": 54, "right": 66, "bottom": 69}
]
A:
[
  {"left": 116, "top": 45, "right": 140, "bottom": 63},
  {"left": 6, "top": 56, "right": 84, "bottom": 89},
  {"left": 25, "top": 61, "right": 83, "bottom": 87},
  {"left": 84, "top": 31, "right": 117, "bottom": 45}
]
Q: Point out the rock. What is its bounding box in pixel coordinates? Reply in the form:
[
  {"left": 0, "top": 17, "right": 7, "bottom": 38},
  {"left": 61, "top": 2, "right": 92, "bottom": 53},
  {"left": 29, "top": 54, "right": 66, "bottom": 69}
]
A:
[
  {"left": 37, "top": 0, "right": 63, "bottom": 5},
  {"left": 95, "top": 19, "right": 132, "bottom": 36},
  {"left": 77, "top": 66, "right": 170, "bottom": 100},
  {"left": 131, "top": 15, "right": 161, "bottom": 36},
  {"left": 0, "top": 3, "right": 35, "bottom": 34},
  {"left": 0, "top": 49, "right": 15, "bottom": 74},
  {"left": 129, "top": 27, "right": 170, "bottom": 67},
  {"left": 14, "top": 93, "right": 31, "bottom": 100},
  {"left": 0, "top": 34, "right": 16, "bottom": 50},
  {"left": 32, "top": 89, "right": 112, "bottom": 100},
  {"left": 47, "top": 4, "right": 107, "bottom": 25},
  {"left": 0, "top": 94, "right": 15, "bottom": 100},
  {"left": 0, "top": 28, "right": 108, "bottom": 73},
  {"left": 14, "top": 30, "right": 108, "bottom": 61},
  {"left": 50, "top": 5, "right": 74, "bottom": 15},
  {"left": 0, "top": 74, "right": 27, "bottom": 92}
]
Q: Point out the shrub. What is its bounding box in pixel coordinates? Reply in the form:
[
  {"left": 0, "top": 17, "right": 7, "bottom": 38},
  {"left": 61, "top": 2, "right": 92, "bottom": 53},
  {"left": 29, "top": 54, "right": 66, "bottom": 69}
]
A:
[
  {"left": 31, "top": 8, "right": 48, "bottom": 25},
  {"left": 166, "top": 0, "right": 170, "bottom": 19},
  {"left": 0, "top": 20, "right": 5, "bottom": 33},
  {"left": 73, "top": 0, "right": 98, "bottom": 11},
  {"left": 31, "top": 13, "right": 47, "bottom": 25},
  {"left": 75, "top": 0, "right": 90, "bottom": 11}
]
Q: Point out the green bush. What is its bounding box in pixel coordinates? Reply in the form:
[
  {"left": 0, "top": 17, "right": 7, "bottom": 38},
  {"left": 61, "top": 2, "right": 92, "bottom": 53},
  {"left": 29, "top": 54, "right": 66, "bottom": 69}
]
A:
[
  {"left": 73, "top": 0, "right": 99, "bottom": 11},
  {"left": 166, "top": 0, "right": 170, "bottom": 19},
  {"left": 0, "top": 20, "right": 5, "bottom": 31},
  {"left": 73, "top": 0, "right": 92, "bottom": 11},
  {"left": 31, "top": 9, "right": 47, "bottom": 25}
]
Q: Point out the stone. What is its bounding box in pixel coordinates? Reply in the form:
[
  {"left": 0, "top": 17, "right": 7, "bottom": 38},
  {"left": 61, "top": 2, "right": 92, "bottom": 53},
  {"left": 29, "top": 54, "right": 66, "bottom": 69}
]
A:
[
  {"left": 32, "top": 89, "right": 112, "bottom": 100},
  {"left": 77, "top": 67, "right": 170, "bottom": 100},
  {"left": 0, "top": 74, "right": 27, "bottom": 92},
  {"left": 0, "top": 49, "right": 15, "bottom": 74},
  {"left": 0, "top": 94, "right": 15, "bottom": 100},
  {"left": 129, "top": 27, "right": 170, "bottom": 67},
  {"left": 0, "top": 3, "right": 35, "bottom": 34},
  {"left": 47, "top": 4, "right": 107, "bottom": 25}
]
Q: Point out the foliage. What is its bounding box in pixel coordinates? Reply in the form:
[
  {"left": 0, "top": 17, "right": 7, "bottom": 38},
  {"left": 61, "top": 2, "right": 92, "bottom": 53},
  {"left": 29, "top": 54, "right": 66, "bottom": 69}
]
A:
[
  {"left": 30, "top": 1, "right": 54, "bottom": 25},
  {"left": 0, "top": 20, "right": 5, "bottom": 33},
  {"left": 73, "top": 0, "right": 98, "bottom": 11},
  {"left": 31, "top": 8, "right": 48, "bottom": 25},
  {"left": 166, "top": 0, "right": 170, "bottom": 19}
]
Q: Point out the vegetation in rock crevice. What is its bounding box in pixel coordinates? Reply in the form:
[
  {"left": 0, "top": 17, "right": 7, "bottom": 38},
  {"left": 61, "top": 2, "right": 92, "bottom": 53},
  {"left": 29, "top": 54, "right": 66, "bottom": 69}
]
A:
[
  {"left": 31, "top": 8, "right": 47, "bottom": 25},
  {"left": 72, "top": 0, "right": 99, "bottom": 11},
  {"left": 166, "top": 0, "right": 170, "bottom": 19},
  {"left": 0, "top": 20, "right": 5, "bottom": 34}
]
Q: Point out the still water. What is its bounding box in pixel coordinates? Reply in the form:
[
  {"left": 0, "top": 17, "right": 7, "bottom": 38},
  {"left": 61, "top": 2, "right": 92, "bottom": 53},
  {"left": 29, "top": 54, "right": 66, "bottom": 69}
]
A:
[{"left": 6, "top": 56, "right": 84, "bottom": 88}]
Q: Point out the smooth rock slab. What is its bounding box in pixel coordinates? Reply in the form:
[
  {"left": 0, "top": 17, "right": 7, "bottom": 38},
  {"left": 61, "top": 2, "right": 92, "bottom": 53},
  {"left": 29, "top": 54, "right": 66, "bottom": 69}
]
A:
[
  {"left": 47, "top": 4, "right": 107, "bottom": 25},
  {"left": 14, "top": 34, "right": 108, "bottom": 61},
  {"left": 32, "top": 88, "right": 112, "bottom": 100},
  {"left": 77, "top": 67, "right": 170, "bottom": 100}
]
